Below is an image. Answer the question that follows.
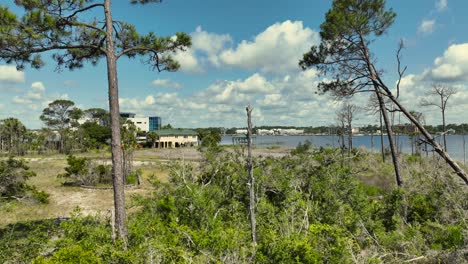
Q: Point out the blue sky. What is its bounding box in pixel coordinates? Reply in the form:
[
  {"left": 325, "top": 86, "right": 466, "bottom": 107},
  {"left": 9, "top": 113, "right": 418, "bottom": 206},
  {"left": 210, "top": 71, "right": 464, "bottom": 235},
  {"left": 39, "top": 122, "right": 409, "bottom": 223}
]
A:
[{"left": 1, "top": 0, "right": 468, "bottom": 128}]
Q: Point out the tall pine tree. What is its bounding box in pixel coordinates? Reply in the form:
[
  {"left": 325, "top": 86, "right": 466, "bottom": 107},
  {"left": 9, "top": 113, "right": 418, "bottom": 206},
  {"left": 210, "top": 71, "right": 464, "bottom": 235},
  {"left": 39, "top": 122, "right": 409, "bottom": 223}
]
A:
[{"left": 0, "top": 0, "right": 191, "bottom": 245}]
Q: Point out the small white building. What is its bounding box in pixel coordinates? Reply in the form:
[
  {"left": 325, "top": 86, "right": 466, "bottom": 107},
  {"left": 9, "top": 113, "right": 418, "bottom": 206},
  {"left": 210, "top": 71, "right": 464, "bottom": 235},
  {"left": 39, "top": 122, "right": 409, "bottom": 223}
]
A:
[
  {"left": 351, "top": 127, "right": 360, "bottom": 134},
  {"left": 235, "top": 129, "right": 248, "bottom": 135},
  {"left": 257, "top": 129, "right": 275, "bottom": 135},
  {"left": 270, "top": 129, "right": 304, "bottom": 135}
]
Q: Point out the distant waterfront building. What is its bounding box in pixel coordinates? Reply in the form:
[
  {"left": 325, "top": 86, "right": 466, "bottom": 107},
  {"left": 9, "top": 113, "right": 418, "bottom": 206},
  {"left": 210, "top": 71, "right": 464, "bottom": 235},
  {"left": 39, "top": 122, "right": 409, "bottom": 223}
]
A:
[
  {"left": 239, "top": 128, "right": 305, "bottom": 135},
  {"left": 157, "top": 129, "right": 198, "bottom": 148},
  {"left": 257, "top": 129, "right": 274, "bottom": 135},
  {"left": 236, "top": 129, "right": 248, "bottom": 135},
  {"left": 278, "top": 129, "right": 304, "bottom": 135},
  {"left": 121, "top": 112, "right": 161, "bottom": 133},
  {"left": 149, "top": 116, "right": 161, "bottom": 131}
]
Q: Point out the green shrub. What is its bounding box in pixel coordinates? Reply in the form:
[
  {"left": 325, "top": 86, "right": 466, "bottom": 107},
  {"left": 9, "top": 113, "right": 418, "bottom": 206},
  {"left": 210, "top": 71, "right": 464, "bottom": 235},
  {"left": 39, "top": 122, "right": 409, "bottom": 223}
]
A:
[
  {"left": 258, "top": 224, "right": 351, "bottom": 263},
  {"left": 0, "top": 219, "right": 60, "bottom": 263},
  {"left": 379, "top": 188, "right": 405, "bottom": 231},
  {"left": 0, "top": 157, "right": 36, "bottom": 198},
  {"left": 407, "top": 192, "right": 440, "bottom": 223},
  {"left": 422, "top": 222, "right": 465, "bottom": 250},
  {"left": 291, "top": 139, "right": 312, "bottom": 155},
  {"left": 32, "top": 189, "right": 50, "bottom": 204},
  {"left": 59, "top": 155, "right": 89, "bottom": 185},
  {"left": 60, "top": 155, "right": 112, "bottom": 186},
  {"left": 125, "top": 169, "right": 140, "bottom": 185},
  {"left": 0, "top": 157, "right": 48, "bottom": 204},
  {"left": 94, "top": 164, "right": 112, "bottom": 185}
]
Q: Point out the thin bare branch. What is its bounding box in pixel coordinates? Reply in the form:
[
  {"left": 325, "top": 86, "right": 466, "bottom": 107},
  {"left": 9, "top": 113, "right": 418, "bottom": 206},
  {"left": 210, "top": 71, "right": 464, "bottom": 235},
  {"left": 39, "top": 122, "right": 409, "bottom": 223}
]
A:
[
  {"left": 65, "top": 3, "right": 104, "bottom": 19},
  {"left": 396, "top": 39, "right": 407, "bottom": 99}
]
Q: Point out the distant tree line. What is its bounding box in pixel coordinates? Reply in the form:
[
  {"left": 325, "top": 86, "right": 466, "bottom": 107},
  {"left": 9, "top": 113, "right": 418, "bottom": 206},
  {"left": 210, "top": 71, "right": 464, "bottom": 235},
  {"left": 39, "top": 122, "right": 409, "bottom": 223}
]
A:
[
  {"left": 223, "top": 124, "right": 468, "bottom": 135},
  {"left": 0, "top": 99, "right": 114, "bottom": 156}
]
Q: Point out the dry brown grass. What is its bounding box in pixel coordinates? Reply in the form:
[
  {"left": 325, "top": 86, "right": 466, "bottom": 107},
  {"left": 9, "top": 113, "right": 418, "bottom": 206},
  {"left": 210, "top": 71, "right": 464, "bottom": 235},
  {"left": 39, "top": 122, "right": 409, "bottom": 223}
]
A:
[{"left": 0, "top": 150, "right": 169, "bottom": 227}]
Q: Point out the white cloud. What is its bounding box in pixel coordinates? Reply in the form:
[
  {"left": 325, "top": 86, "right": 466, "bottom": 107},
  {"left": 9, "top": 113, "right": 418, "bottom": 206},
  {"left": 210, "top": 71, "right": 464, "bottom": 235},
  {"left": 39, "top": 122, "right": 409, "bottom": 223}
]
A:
[
  {"left": 382, "top": 44, "right": 468, "bottom": 125},
  {"left": 120, "top": 92, "right": 181, "bottom": 112},
  {"left": 171, "top": 21, "right": 319, "bottom": 74},
  {"left": 191, "top": 26, "right": 232, "bottom": 66},
  {"left": 0, "top": 65, "right": 25, "bottom": 83},
  {"left": 236, "top": 73, "right": 275, "bottom": 94},
  {"left": 436, "top": 0, "right": 448, "bottom": 11},
  {"left": 10, "top": 82, "right": 69, "bottom": 114},
  {"left": 198, "top": 73, "right": 276, "bottom": 105},
  {"left": 117, "top": 69, "right": 341, "bottom": 127},
  {"left": 424, "top": 43, "right": 468, "bottom": 82},
  {"left": 418, "top": 19, "right": 436, "bottom": 34},
  {"left": 31, "top": 82, "right": 45, "bottom": 92},
  {"left": 219, "top": 20, "right": 320, "bottom": 74},
  {"left": 12, "top": 82, "right": 46, "bottom": 105},
  {"left": 173, "top": 26, "right": 233, "bottom": 73},
  {"left": 151, "top": 78, "right": 182, "bottom": 89},
  {"left": 258, "top": 94, "right": 287, "bottom": 108},
  {"left": 12, "top": 96, "right": 30, "bottom": 105},
  {"left": 173, "top": 49, "right": 201, "bottom": 73},
  {"left": 144, "top": 95, "right": 155, "bottom": 105}
]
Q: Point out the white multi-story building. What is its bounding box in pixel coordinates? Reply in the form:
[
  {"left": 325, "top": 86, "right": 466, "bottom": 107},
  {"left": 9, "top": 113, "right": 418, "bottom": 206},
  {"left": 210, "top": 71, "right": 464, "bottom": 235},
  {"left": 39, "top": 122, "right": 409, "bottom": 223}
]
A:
[
  {"left": 127, "top": 117, "right": 150, "bottom": 132},
  {"left": 121, "top": 113, "right": 162, "bottom": 133}
]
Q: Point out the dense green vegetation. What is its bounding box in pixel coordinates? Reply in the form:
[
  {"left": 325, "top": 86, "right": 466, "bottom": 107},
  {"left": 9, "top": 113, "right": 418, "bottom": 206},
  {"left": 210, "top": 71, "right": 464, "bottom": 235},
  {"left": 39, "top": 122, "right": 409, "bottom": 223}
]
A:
[{"left": 1, "top": 147, "right": 466, "bottom": 263}]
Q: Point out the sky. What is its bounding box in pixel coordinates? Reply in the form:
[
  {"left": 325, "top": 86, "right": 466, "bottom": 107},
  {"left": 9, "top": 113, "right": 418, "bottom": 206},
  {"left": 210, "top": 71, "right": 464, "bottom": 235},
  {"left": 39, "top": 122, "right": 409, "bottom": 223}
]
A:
[{"left": 1, "top": 0, "right": 468, "bottom": 129}]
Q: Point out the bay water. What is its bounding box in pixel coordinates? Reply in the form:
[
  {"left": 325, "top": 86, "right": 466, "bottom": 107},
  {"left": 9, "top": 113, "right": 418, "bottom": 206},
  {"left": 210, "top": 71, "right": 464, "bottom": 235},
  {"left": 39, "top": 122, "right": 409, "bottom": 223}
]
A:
[{"left": 221, "top": 134, "right": 468, "bottom": 162}]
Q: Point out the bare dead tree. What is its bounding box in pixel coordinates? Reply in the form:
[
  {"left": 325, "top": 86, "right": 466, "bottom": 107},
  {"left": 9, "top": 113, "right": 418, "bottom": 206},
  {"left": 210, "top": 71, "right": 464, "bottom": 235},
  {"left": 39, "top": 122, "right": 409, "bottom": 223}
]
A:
[
  {"left": 336, "top": 109, "right": 346, "bottom": 154},
  {"left": 420, "top": 84, "right": 457, "bottom": 152},
  {"left": 407, "top": 111, "right": 425, "bottom": 155},
  {"left": 337, "top": 103, "right": 357, "bottom": 155},
  {"left": 246, "top": 104, "right": 257, "bottom": 247}
]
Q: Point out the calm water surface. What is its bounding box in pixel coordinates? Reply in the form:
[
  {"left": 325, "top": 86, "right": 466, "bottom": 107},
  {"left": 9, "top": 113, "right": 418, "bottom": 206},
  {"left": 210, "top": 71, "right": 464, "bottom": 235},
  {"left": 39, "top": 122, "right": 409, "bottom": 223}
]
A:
[{"left": 221, "top": 134, "right": 468, "bottom": 162}]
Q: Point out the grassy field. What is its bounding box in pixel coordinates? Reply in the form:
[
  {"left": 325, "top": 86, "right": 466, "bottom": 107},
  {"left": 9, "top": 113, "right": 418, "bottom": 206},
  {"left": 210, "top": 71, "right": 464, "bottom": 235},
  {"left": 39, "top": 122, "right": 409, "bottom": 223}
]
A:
[{"left": 0, "top": 149, "right": 172, "bottom": 226}]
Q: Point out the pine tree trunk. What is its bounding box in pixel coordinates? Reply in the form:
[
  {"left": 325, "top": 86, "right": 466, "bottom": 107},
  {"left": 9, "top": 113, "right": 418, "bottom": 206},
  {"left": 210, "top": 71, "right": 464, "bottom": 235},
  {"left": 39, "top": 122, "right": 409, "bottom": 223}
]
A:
[
  {"left": 375, "top": 88, "right": 403, "bottom": 186},
  {"left": 359, "top": 33, "right": 402, "bottom": 186},
  {"left": 104, "top": 0, "right": 127, "bottom": 247},
  {"left": 246, "top": 105, "right": 257, "bottom": 247},
  {"left": 380, "top": 112, "right": 385, "bottom": 162}
]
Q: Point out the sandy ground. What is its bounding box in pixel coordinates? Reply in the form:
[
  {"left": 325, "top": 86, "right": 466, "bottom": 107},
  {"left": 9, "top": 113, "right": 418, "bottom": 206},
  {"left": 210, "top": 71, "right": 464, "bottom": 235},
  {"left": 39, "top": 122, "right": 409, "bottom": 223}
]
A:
[
  {"left": 133, "top": 146, "right": 291, "bottom": 161},
  {"left": 0, "top": 147, "right": 291, "bottom": 226}
]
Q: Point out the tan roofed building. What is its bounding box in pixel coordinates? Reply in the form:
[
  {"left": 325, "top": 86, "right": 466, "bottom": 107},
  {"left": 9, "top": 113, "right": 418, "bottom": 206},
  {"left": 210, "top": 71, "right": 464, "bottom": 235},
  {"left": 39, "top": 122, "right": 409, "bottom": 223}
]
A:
[{"left": 156, "top": 129, "right": 198, "bottom": 148}]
